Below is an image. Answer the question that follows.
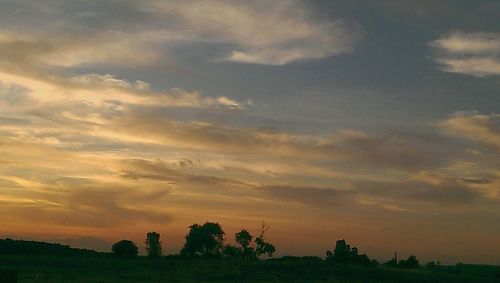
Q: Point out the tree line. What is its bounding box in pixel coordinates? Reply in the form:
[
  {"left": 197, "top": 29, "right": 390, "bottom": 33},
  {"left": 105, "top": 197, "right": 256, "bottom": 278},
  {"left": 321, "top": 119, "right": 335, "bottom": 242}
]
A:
[
  {"left": 113, "top": 221, "right": 275, "bottom": 260},
  {"left": 0, "top": 238, "right": 98, "bottom": 256},
  {"left": 112, "top": 221, "right": 423, "bottom": 269}
]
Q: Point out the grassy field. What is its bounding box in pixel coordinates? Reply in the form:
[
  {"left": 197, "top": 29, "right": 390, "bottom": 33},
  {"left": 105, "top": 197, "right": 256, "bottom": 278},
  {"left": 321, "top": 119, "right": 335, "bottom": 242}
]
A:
[{"left": 1, "top": 254, "right": 499, "bottom": 283}]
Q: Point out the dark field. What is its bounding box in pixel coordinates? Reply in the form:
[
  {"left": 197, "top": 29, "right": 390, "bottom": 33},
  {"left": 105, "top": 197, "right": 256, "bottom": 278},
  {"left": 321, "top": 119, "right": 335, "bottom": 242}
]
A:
[{"left": 1, "top": 255, "right": 499, "bottom": 283}]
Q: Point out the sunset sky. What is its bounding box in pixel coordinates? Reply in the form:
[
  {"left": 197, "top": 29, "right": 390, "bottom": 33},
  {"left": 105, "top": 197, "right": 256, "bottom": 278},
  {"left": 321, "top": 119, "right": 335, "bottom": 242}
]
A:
[{"left": 0, "top": 0, "right": 499, "bottom": 264}]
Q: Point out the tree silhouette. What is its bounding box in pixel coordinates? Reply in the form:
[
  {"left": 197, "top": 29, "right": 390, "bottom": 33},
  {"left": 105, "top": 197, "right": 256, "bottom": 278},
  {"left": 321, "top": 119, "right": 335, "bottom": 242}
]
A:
[
  {"left": 254, "top": 222, "right": 276, "bottom": 258},
  {"left": 180, "top": 222, "right": 225, "bottom": 257},
  {"left": 112, "top": 240, "right": 138, "bottom": 258},
  {"left": 332, "top": 239, "right": 351, "bottom": 263},
  {"left": 235, "top": 229, "right": 252, "bottom": 249},
  {"left": 145, "top": 231, "right": 162, "bottom": 258},
  {"left": 235, "top": 229, "right": 254, "bottom": 258},
  {"left": 326, "top": 239, "right": 373, "bottom": 266}
]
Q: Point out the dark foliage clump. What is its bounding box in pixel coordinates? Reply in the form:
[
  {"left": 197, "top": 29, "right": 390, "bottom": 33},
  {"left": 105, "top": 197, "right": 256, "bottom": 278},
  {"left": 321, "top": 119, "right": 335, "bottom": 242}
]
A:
[
  {"left": 112, "top": 240, "right": 138, "bottom": 258},
  {"left": 326, "top": 239, "right": 374, "bottom": 266},
  {"left": 180, "top": 222, "right": 225, "bottom": 258},
  {"left": 384, "top": 254, "right": 420, "bottom": 269},
  {"left": 223, "top": 222, "right": 276, "bottom": 259},
  {"left": 145, "top": 232, "right": 161, "bottom": 258}
]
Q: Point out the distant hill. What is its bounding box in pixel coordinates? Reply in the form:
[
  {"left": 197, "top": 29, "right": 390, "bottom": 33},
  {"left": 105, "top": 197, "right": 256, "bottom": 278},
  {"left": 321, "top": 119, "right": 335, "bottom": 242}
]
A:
[{"left": 0, "top": 238, "right": 100, "bottom": 256}]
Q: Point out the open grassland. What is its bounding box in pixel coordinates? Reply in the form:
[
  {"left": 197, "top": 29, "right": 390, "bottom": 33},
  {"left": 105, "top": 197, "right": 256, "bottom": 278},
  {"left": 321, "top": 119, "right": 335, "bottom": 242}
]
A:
[{"left": 1, "top": 255, "right": 499, "bottom": 283}]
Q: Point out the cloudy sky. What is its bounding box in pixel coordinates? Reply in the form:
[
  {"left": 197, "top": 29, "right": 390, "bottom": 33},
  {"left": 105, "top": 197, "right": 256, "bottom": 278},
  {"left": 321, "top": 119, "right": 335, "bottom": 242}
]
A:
[{"left": 0, "top": 0, "right": 499, "bottom": 264}]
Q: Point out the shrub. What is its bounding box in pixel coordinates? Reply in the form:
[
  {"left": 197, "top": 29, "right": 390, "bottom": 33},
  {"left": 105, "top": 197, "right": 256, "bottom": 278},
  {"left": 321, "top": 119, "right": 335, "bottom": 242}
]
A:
[{"left": 112, "top": 240, "right": 138, "bottom": 258}]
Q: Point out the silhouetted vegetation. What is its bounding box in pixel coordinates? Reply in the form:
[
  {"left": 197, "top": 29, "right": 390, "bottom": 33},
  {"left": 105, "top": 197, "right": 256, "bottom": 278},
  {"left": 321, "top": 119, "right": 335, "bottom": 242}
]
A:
[
  {"left": 0, "top": 238, "right": 97, "bottom": 256},
  {"left": 254, "top": 222, "right": 277, "bottom": 258},
  {"left": 223, "top": 222, "right": 277, "bottom": 259},
  {"left": 326, "top": 239, "right": 375, "bottom": 266},
  {"left": 112, "top": 240, "right": 138, "bottom": 258},
  {"left": 234, "top": 229, "right": 253, "bottom": 258},
  {"left": 180, "top": 222, "right": 225, "bottom": 258},
  {"left": 1, "top": 223, "right": 499, "bottom": 282},
  {"left": 145, "top": 231, "right": 161, "bottom": 258},
  {"left": 384, "top": 253, "right": 421, "bottom": 269},
  {"left": 399, "top": 255, "right": 420, "bottom": 268}
]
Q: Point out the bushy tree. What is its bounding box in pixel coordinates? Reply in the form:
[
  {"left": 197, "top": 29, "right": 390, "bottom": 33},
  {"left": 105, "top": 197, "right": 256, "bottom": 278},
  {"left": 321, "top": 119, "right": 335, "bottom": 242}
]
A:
[
  {"left": 326, "top": 239, "right": 373, "bottom": 266},
  {"left": 332, "top": 239, "right": 351, "bottom": 263},
  {"left": 112, "top": 240, "right": 138, "bottom": 258},
  {"left": 235, "top": 229, "right": 254, "bottom": 258},
  {"left": 222, "top": 223, "right": 277, "bottom": 259},
  {"left": 145, "top": 231, "right": 162, "bottom": 258},
  {"left": 235, "top": 229, "right": 252, "bottom": 249},
  {"left": 180, "top": 222, "right": 225, "bottom": 257}
]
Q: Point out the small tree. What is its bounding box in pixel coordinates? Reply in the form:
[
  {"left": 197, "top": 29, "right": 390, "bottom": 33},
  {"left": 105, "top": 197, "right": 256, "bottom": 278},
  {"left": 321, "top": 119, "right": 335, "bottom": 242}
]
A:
[
  {"left": 254, "top": 222, "right": 276, "bottom": 258},
  {"left": 235, "top": 229, "right": 253, "bottom": 258},
  {"left": 145, "top": 231, "right": 162, "bottom": 258},
  {"left": 112, "top": 240, "right": 138, "bottom": 258},
  {"left": 235, "top": 229, "right": 252, "bottom": 249}
]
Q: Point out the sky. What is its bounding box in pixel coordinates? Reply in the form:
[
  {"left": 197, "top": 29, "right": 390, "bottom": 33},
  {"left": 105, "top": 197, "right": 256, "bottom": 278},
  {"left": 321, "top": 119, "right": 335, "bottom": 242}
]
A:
[{"left": 0, "top": 0, "right": 499, "bottom": 264}]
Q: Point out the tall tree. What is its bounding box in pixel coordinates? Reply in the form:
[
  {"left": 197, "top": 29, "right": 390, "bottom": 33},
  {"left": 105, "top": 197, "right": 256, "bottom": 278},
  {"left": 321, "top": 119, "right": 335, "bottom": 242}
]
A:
[{"left": 145, "top": 231, "right": 162, "bottom": 258}]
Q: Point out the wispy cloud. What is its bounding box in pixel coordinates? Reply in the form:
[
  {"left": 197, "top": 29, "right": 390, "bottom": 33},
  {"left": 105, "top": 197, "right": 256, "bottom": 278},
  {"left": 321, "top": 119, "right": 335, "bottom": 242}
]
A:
[
  {"left": 0, "top": 0, "right": 359, "bottom": 67},
  {"left": 430, "top": 32, "right": 500, "bottom": 77},
  {"left": 439, "top": 111, "right": 500, "bottom": 150},
  {"left": 166, "top": 0, "right": 360, "bottom": 65}
]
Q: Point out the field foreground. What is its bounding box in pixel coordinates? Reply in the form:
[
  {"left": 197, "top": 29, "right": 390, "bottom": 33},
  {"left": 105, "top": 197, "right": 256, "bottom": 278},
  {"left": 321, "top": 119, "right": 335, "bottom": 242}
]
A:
[{"left": 1, "top": 255, "right": 499, "bottom": 283}]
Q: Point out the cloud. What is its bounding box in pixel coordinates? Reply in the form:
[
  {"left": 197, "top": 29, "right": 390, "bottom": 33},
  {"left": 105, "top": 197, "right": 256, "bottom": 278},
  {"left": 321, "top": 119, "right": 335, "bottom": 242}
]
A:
[
  {"left": 0, "top": 165, "right": 173, "bottom": 229},
  {"left": 159, "top": 0, "right": 359, "bottom": 65},
  {"left": 115, "top": 157, "right": 495, "bottom": 210},
  {"left": 0, "top": 72, "right": 247, "bottom": 115},
  {"left": 118, "top": 158, "right": 250, "bottom": 189},
  {"left": 108, "top": 111, "right": 435, "bottom": 171},
  {"left": 0, "top": 23, "right": 171, "bottom": 69},
  {"left": 0, "top": 187, "right": 172, "bottom": 228},
  {"left": 0, "top": 29, "right": 248, "bottom": 111},
  {"left": 430, "top": 32, "right": 500, "bottom": 54},
  {"left": 67, "top": 74, "right": 247, "bottom": 109},
  {"left": 0, "top": 0, "right": 359, "bottom": 66},
  {"left": 0, "top": 178, "right": 21, "bottom": 188},
  {"left": 430, "top": 32, "right": 500, "bottom": 77},
  {"left": 357, "top": 177, "right": 485, "bottom": 206},
  {"left": 402, "top": 180, "right": 482, "bottom": 205},
  {"left": 439, "top": 112, "right": 500, "bottom": 150},
  {"left": 259, "top": 185, "right": 354, "bottom": 207}
]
